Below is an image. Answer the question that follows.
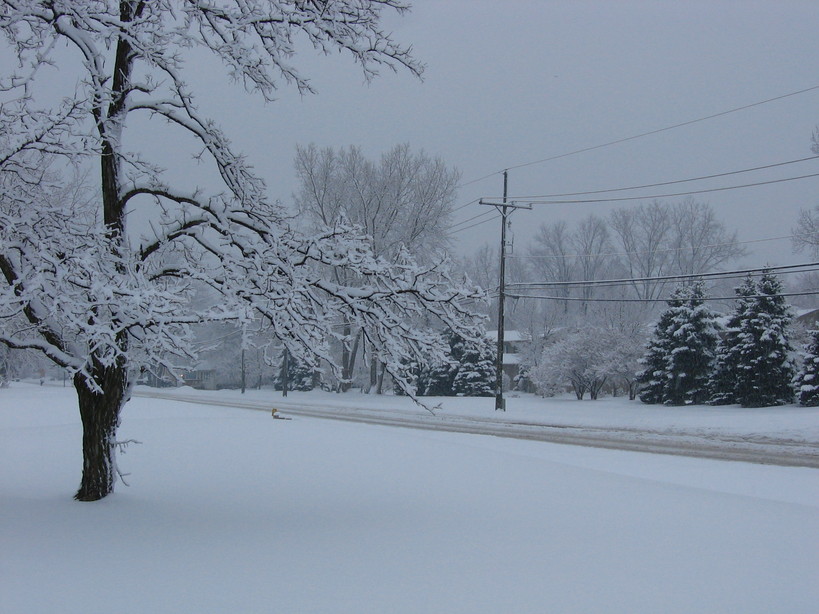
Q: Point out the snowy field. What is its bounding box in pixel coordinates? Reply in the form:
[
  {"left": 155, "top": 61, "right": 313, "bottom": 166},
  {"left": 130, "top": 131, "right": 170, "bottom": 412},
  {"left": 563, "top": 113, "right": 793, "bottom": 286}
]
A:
[{"left": 2, "top": 383, "right": 818, "bottom": 613}]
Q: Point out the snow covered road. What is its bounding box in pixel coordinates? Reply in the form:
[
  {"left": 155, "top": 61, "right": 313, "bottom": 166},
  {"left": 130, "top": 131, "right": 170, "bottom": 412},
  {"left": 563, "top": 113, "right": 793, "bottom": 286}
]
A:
[{"left": 134, "top": 388, "right": 819, "bottom": 468}]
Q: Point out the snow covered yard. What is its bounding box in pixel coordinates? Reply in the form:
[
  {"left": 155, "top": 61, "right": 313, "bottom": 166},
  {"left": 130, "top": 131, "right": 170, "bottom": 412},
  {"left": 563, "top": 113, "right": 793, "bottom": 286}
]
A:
[{"left": 2, "top": 384, "right": 818, "bottom": 613}]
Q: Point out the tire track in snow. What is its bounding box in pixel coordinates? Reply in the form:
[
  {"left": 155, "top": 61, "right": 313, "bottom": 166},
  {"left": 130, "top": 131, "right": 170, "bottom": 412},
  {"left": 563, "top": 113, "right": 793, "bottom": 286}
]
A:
[{"left": 134, "top": 390, "right": 819, "bottom": 469}]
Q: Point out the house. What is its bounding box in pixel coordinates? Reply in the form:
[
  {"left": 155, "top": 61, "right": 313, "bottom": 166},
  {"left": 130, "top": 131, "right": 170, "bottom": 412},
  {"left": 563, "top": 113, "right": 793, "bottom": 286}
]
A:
[
  {"left": 137, "top": 364, "right": 182, "bottom": 388},
  {"left": 795, "top": 308, "right": 819, "bottom": 329},
  {"left": 486, "top": 330, "right": 531, "bottom": 388},
  {"left": 182, "top": 368, "right": 218, "bottom": 390}
]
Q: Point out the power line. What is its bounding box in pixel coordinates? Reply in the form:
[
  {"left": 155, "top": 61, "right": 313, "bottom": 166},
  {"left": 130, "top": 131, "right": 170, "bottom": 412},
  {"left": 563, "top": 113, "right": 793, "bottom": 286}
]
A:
[
  {"left": 489, "top": 155, "right": 818, "bottom": 200},
  {"left": 502, "top": 84, "right": 819, "bottom": 173},
  {"left": 459, "top": 171, "right": 503, "bottom": 189},
  {"left": 509, "top": 267, "right": 819, "bottom": 293},
  {"left": 457, "top": 84, "right": 819, "bottom": 187},
  {"left": 447, "top": 213, "right": 501, "bottom": 236},
  {"left": 513, "top": 171, "right": 819, "bottom": 205},
  {"left": 506, "top": 290, "right": 819, "bottom": 303},
  {"left": 447, "top": 209, "right": 496, "bottom": 232},
  {"left": 509, "top": 262, "right": 819, "bottom": 289},
  {"left": 451, "top": 197, "right": 481, "bottom": 213},
  {"left": 512, "top": 234, "right": 792, "bottom": 261}
]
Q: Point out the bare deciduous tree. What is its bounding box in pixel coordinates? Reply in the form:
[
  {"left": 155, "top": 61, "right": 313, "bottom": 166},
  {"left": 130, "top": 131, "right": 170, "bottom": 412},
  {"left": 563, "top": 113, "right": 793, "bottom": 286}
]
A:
[
  {"left": 528, "top": 221, "right": 574, "bottom": 314},
  {"left": 572, "top": 214, "right": 614, "bottom": 312},
  {"left": 793, "top": 205, "right": 819, "bottom": 259},
  {"left": 293, "top": 143, "right": 461, "bottom": 391},
  {"left": 294, "top": 143, "right": 458, "bottom": 263},
  {"left": 610, "top": 200, "right": 744, "bottom": 302}
]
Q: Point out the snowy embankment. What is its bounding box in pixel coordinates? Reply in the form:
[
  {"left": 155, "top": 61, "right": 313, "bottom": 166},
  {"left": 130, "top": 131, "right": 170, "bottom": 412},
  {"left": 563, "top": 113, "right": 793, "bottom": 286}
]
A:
[
  {"left": 2, "top": 383, "right": 818, "bottom": 613},
  {"left": 136, "top": 386, "right": 819, "bottom": 467}
]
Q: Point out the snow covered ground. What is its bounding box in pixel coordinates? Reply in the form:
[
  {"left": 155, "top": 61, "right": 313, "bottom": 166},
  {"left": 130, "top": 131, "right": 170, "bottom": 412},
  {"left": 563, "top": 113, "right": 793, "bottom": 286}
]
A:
[{"left": 2, "top": 382, "right": 818, "bottom": 613}]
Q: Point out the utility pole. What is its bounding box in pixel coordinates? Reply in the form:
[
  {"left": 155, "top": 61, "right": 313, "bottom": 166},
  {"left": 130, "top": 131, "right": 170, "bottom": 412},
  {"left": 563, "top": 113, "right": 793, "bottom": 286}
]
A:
[
  {"left": 281, "top": 348, "right": 290, "bottom": 398},
  {"left": 480, "top": 171, "right": 531, "bottom": 411},
  {"left": 240, "top": 348, "right": 246, "bottom": 394}
]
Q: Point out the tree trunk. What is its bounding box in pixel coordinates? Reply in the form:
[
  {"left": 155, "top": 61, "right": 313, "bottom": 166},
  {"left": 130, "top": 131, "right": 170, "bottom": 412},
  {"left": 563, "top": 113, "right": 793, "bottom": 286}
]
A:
[
  {"left": 376, "top": 362, "right": 387, "bottom": 395},
  {"left": 368, "top": 351, "right": 377, "bottom": 393},
  {"left": 338, "top": 325, "right": 361, "bottom": 392},
  {"left": 73, "top": 361, "right": 129, "bottom": 502}
]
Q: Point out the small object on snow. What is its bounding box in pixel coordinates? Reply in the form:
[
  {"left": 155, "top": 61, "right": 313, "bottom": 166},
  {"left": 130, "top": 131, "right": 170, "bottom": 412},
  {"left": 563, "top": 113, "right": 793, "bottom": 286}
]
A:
[{"left": 271, "top": 408, "right": 291, "bottom": 420}]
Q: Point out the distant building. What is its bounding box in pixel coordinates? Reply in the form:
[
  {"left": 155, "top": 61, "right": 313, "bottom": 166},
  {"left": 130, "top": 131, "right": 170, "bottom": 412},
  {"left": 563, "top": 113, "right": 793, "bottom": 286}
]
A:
[
  {"left": 487, "top": 330, "right": 530, "bottom": 388},
  {"left": 182, "top": 368, "right": 218, "bottom": 390},
  {"left": 796, "top": 308, "right": 819, "bottom": 329},
  {"left": 138, "top": 364, "right": 182, "bottom": 388}
]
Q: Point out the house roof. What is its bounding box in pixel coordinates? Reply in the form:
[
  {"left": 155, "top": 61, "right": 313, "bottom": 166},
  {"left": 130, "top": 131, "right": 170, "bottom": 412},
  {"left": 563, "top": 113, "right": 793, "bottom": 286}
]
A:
[{"left": 486, "top": 330, "right": 530, "bottom": 343}]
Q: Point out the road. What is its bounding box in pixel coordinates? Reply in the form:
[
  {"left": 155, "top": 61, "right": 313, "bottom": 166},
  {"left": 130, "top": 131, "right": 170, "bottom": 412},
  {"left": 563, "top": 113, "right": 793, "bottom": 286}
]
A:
[{"left": 134, "top": 390, "right": 819, "bottom": 469}]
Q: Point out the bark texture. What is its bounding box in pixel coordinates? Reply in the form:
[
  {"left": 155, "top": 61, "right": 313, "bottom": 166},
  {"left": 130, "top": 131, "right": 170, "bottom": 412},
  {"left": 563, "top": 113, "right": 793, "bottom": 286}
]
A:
[{"left": 73, "top": 359, "right": 129, "bottom": 502}]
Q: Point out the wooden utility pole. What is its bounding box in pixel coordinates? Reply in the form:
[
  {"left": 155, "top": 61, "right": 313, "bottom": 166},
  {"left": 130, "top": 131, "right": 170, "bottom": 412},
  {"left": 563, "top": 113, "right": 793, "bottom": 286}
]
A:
[
  {"left": 480, "top": 171, "right": 531, "bottom": 411},
  {"left": 282, "top": 348, "right": 290, "bottom": 398}
]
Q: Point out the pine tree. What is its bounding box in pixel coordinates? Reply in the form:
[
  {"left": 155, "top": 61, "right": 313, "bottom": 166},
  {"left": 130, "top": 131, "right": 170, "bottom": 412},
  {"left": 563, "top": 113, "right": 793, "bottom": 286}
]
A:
[
  {"left": 452, "top": 335, "right": 496, "bottom": 397},
  {"left": 795, "top": 329, "right": 819, "bottom": 406},
  {"left": 711, "top": 271, "right": 795, "bottom": 407},
  {"left": 416, "top": 330, "right": 457, "bottom": 396},
  {"left": 637, "top": 291, "right": 682, "bottom": 404},
  {"left": 275, "top": 354, "right": 316, "bottom": 392},
  {"left": 709, "top": 275, "right": 756, "bottom": 405},
  {"left": 405, "top": 329, "right": 495, "bottom": 397},
  {"left": 637, "top": 282, "right": 720, "bottom": 405}
]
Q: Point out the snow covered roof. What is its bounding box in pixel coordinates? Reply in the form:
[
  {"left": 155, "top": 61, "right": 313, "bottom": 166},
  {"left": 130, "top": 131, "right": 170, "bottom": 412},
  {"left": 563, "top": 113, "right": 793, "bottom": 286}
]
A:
[
  {"left": 486, "top": 330, "right": 530, "bottom": 343},
  {"left": 503, "top": 353, "right": 522, "bottom": 365}
]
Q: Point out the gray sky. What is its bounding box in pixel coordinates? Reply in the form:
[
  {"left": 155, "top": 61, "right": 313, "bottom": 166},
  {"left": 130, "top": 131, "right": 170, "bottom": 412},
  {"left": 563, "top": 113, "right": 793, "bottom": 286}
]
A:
[{"left": 167, "top": 1, "right": 819, "bottom": 266}]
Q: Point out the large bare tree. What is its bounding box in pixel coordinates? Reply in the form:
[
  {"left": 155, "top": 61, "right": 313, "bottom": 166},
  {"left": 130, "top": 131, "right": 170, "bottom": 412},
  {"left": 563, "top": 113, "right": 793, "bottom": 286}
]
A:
[
  {"left": 610, "top": 199, "right": 743, "bottom": 302},
  {"left": 0, "top": 1, "right": 483, "bottom": 501},
  {"left": 793, "top": 205, "right": 819, "bottom": 259},
  {"left": 294, "top": 143, "right": 460, "bottom": 390}
]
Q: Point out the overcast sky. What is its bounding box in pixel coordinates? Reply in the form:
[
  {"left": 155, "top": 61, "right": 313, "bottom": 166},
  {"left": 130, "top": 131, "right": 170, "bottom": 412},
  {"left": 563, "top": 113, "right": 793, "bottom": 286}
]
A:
[
  {"left": 196, "top": 0, "right": 817, "bottom": 267},
  {"left": 143, "top": 1, "right": 819, "bottom": 267}
]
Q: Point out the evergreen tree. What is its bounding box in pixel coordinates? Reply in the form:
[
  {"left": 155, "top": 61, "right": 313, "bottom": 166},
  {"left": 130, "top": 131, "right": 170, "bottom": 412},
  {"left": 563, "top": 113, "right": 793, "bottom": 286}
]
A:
[
  {"left": 452, "top": 335, "right": 496, "bottom": 397},
  {"left": 401, "top": 329, "right": 495, "bottom": 397},
  {"left": 795, "top": 329, "right": 819, "bottom": 406},
  {"left": 637, "top": 282, "right": 720, "bottom": 405},
  {"left": 711, "top": 271, "right": 795, "bottom": 407},
  {"left": 637, "top": 291, "right": 682, "bottom": 404},
  {"left": 416, "top": 330, "right": 457, "bottom": 396},
  {"left": 275, "top": 354, "right": 316, "bottom": 392},
  {"left": 709, "top": 275, "right": 756, "bottom": 405}
]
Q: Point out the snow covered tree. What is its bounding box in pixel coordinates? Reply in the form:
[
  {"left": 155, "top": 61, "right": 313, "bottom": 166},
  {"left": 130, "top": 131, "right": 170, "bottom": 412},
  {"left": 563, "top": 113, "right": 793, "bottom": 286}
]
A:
[
  {"left": 451, "top": 334, "right": 495, "bottom": 397},
  {"left": 709, "top": 276, "right": 756, "bottom": 405},
  {"left": 398, "top": 329, "right": 494, "bottom": 397},
  {"left": 735, "top": 271, "right": 796, "bottom": 407},
  {"left": 795, "top": 329, "right": 819, "bottom": 406},
  {"left": 637, "top": 281, "right": 721, "bottom": 405},
  {"left": 275, "top": 352, "right": 315, "bottom": 392},
  {"left": 0, "top": 2, "right": 484, "bottom": 501},
  {"left": 532, "top": 327, "right": 616, "bottom": 400},
  {"left": 600, "top": 329, "right": 646, "bottom": 400},
  {"left": 710, "top": 272, "right": 796, "bottom": 407},
  {"left": 294, "top": 143, "right": 460, "bottom": 389}
]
